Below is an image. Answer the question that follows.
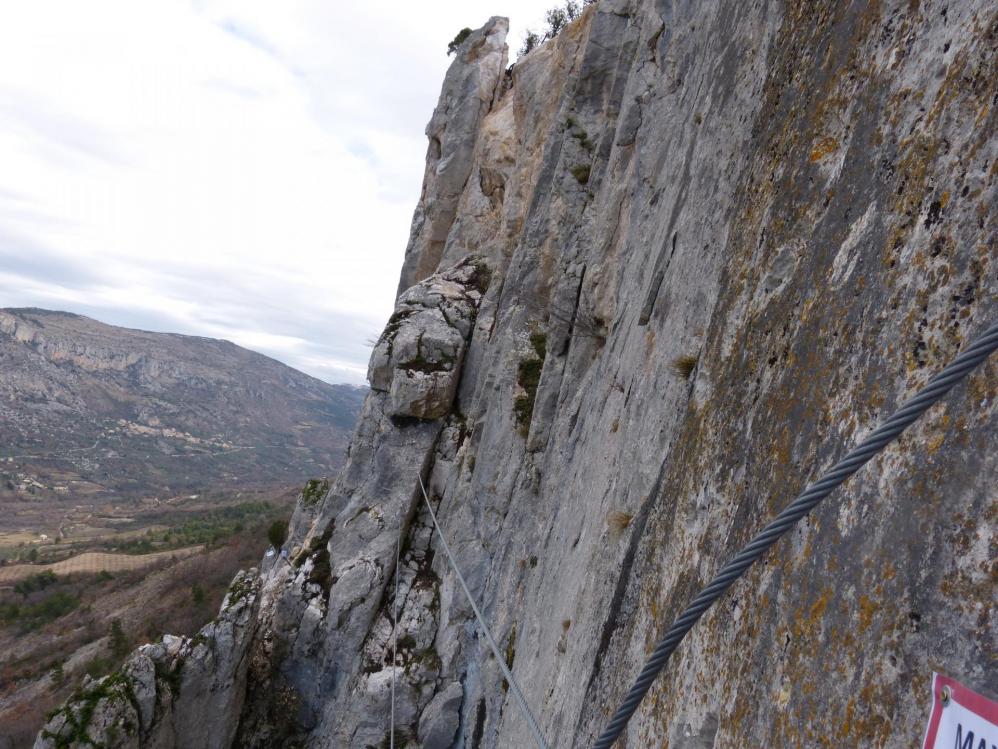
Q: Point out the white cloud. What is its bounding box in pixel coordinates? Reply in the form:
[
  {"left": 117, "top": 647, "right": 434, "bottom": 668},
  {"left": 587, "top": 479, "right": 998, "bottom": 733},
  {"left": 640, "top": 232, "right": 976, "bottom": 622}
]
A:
[{"left": 0, "top": 0, "right": 550, "bottom": 384}]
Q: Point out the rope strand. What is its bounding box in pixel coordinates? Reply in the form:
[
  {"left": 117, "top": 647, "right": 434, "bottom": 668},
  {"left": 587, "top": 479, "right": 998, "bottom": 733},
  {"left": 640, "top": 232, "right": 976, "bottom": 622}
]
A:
[
  {"left": 418, "top": 474, "right": 550, "bottom": 749},
  {"left": 390, "top": 522, "right": 400, "bottom": 749}
]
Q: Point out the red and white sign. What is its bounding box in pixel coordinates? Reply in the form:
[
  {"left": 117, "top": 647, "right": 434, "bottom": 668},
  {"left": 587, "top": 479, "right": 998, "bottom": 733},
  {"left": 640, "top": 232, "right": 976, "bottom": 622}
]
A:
[{"left": 923, "top": 673, "right": 998, "bottom": 749}]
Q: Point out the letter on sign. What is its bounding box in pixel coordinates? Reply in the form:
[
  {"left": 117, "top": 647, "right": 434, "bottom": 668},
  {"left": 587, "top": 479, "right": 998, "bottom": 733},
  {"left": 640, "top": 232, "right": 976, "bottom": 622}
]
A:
[{"left": 922, "top": 673, "right": 998, "bottom": 749}]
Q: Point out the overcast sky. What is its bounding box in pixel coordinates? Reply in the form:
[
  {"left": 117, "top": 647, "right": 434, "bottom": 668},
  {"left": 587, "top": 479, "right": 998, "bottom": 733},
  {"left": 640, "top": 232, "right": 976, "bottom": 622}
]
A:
[{"left": 0, "top": 1, "right": 548, "bottom": 384}]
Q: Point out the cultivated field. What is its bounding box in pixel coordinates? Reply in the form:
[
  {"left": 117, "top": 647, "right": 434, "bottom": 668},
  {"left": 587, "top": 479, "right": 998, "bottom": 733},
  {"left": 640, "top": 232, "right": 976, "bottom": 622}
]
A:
[{"left": 0, "top": 547, "right": 203, "bottom": 583}]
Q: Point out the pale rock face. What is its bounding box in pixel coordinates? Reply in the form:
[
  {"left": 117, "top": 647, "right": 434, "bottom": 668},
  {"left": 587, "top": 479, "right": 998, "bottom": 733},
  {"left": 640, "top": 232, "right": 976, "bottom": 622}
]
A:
[
  {"left": 39, "top": 2, "right": 998, "bottom": 748},
  {"left": 396, "top": 17, "right": 509, "bottom": 294}
]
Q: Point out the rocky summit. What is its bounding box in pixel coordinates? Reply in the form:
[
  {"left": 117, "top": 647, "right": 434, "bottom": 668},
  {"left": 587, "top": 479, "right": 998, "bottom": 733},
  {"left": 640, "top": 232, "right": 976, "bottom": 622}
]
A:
[{"left": 36, "top": 2, "right": 997, "bottom": 748}]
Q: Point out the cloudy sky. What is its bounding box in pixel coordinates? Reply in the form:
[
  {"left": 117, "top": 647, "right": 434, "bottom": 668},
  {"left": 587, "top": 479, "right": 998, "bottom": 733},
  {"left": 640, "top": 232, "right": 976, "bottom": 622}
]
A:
[{"left": 0, "top": 1, "right": 548, "bottom": 384}]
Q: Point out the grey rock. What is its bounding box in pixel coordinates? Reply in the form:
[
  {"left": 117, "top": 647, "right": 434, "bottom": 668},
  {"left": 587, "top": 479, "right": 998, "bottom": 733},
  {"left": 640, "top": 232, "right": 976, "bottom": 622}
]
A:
[
  {"left": 418, "top": 681, "right": 463, "bottom": 749},
  {"left": 368, "top": 257, "right": 487, "bottom": 419},
  {"left": 396, "top": 18, "right": 508, "bottom": 294},
  {"left": 34, "top": 570, "right": 259, "bottom": 749},
  {"left": 39, "top": 4, "right": 998, "bottom": 748}
]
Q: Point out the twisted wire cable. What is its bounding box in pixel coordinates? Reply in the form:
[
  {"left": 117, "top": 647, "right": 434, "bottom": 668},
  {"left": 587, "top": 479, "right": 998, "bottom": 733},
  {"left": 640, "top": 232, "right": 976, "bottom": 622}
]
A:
[
  {"left": 390, "top": 527, "right": 400, "bottom": 749},
  {"left": 592, "top": 320, "right": 998, "bottom": 749},
  {"left": 418, "top": 474, "right": 550, "bottom": 749}
]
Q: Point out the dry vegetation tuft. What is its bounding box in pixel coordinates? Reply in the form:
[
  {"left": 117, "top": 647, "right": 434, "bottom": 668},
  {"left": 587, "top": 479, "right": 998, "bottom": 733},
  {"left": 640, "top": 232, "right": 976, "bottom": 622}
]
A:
[
  {"left": 671, "top": 354, "right": 699, "bottom": 379},
  {"left": 607, "top": 510, "right": 634, "bottom": 539}
]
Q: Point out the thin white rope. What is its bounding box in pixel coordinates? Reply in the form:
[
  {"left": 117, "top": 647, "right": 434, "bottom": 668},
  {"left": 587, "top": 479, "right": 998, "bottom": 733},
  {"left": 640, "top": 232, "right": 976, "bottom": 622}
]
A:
[
  {"left": 417, "top": 474, "right": 550, "bottom": 749},
  {"left": 390, "top": 525, "right": 400, "bottom": 749}
]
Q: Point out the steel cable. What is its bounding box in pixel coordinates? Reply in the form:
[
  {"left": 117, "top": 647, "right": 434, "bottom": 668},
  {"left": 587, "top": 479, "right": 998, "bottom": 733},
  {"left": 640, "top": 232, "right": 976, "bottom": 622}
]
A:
[
  {"left": 417, "top": 474, "right": 551, "bottom": 749},
  {"left": 591, "top": 320, "right": 998, "bottom": 749},
  {"left": 390, "top": 527, "right": 400, "bottom": 749}
]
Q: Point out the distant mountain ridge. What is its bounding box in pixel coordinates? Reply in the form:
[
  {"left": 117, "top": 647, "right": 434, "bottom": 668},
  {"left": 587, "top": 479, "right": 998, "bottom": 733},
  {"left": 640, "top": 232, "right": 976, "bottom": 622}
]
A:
[{"left": 0, "top": 307, "right": 365, "bottom": 498}]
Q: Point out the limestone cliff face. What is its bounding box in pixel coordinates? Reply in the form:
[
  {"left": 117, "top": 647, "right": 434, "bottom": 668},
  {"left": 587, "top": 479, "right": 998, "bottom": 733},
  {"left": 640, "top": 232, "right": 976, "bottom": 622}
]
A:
[
  {"left": 35, "top": 571, "right": 259, "bottom": 749},
  {"left": 38, "top": 1, "right": 997, "bottom": 747}
]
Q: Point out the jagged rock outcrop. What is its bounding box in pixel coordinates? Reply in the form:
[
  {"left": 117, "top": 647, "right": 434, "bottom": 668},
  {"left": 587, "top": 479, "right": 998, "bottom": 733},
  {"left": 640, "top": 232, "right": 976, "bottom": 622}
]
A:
[
  {"left": 35, "top": 571, "right": 260, "bottom": 748},
  {"left": 397, "top": 18, "right": 509, "bottom": 295},
  {"left": 40, "top": 1, "right": 997, "bottom": 747},
  {"left": 369, "top": 258, "right": 489, "bottom": 419}
]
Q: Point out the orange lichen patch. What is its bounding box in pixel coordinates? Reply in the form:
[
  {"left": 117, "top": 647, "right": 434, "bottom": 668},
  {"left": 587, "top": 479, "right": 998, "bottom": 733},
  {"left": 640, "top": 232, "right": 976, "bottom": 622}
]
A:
[
  {"left": 892, "top": 133, "right": 940, "bottom": 218},
  {"left": 809, "top": 136, "right": 839, "bottom": 162},
  {"left": 857, "top": 594, "right": 877, "bottom": 632},
  {"left": 790, "top": 587, "right": 833, "bottom": 642},
  {"left": 926, "top": 432, "right": 945, "bottom": 454}
]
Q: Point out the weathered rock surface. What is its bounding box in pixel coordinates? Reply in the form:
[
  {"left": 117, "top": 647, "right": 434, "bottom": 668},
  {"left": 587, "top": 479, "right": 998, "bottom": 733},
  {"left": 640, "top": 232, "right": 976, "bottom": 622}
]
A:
[
  {"left": 397, "top": 17, "right": 509, "bottom": 295},
  {"left": 368, "top": 258, "right": 488, "bottom": 419},
  {"left": 418, "top": 681, "right": 463, "bottom": 749},
  {"left": 34, "top": 571, "right": 259, "bottom": 749},
  {"left": 40, "top": 1, "right": 998, "bottom": 747}
]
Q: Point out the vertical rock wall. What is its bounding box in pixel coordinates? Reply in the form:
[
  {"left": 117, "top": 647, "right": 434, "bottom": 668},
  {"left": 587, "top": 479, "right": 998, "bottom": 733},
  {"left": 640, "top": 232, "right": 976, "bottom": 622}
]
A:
[{"left": 351, "top": 2, "right": 995, "bottom": 747}]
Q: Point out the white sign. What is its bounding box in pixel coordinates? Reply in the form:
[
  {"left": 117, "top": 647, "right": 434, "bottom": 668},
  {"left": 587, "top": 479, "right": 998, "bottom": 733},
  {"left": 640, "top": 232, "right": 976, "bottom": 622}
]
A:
[{"left": 923, "top": 673, "right": 998, "bottom": 749}]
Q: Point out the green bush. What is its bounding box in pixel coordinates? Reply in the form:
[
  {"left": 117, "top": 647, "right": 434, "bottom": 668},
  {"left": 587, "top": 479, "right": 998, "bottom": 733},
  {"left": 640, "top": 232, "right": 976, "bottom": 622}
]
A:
[
  {"left": 267, "top": 520, "right": 289, "bottom": 549},
  {"left": 300, "top": 478, "right": 330, "bottom": 507},
  {"left": 2, "top": 590, "right": 80, "bottom": 630},
  {"left": 110, "top": 501, "right": 279, "bottom": 552},
  {"left": 519, "top": 30, "right": 541, "bottom": 56},
  {"left": 83, "top": 655, "right": 113, "bottom": 680},
  {"left": 50, "top": 661, "right": 66, "bottom": 685},
  {"left": 15, "top": 570, "right": 57, "bottom": 598},
  {"left": 513, "top": 333, "right": 548, "bottom": 436},
  {"left": 519, "top": 0, "right": 598, "bottom": 57},
  {"left": 447, "top": 28, "right": 473, "bottom": 55},
  {"left": 109, "top": 619, "right": 130, "bottom": 659}
]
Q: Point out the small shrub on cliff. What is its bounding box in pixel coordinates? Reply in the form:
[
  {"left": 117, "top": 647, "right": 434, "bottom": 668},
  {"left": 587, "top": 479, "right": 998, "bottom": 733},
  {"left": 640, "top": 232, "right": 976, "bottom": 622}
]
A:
[
  {"left": 447, "top": 27, "right": 473, "bottom": 55},
  {"left": 267, "top": 519, "right": 288, "bottom": 549},
  {"left": 300, "top": 478, "right": 330, "bottom": 508},
  {"left": 607, "top": 510, "right": 633, "bottom": 539},
  {"left": 513, "top": 332, "right": 547, "bottom": 437},
  {"left": 570, "top": 163, "right": 591, "bottom": 184},
  {"left": 671, "top": 354, "right": 699, "bottom": 379},
  {"left": 545, "top": 7, "right": 569, "bottom": 36},
  {"left": 501, "top": 625, "right": 517, "bottom": 693},
  {"left": 572, "top": 129, "right": 595, "bottom": 152},
  {"left": 518, "top": 0, "right": 598, "bottom": 57},
  {"left": 519, "top": 30, "right": 541, "bottom": 56}
]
